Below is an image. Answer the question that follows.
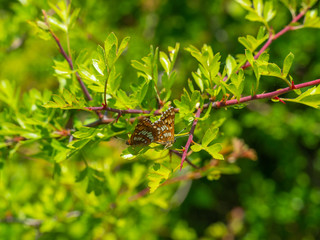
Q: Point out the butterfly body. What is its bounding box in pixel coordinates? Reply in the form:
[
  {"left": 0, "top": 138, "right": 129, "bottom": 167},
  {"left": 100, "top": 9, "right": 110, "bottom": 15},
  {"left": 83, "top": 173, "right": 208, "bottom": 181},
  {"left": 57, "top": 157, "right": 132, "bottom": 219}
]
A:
[{"left": 127, "top": 107, "right": 175, "bottom": 147}]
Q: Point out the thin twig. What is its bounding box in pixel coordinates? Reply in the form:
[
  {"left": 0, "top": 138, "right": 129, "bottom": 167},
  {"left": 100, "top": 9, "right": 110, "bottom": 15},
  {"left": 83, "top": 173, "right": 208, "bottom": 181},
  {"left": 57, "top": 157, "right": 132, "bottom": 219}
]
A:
[
  {"left": 242, "top": 7, "right": 309, "bottom": 70},
  {"left": 180, "top": 107, "right": 202, "bottom": 170},
  {"left": 170, "top": 149, "right": 199, "bottom": 169},
  {"left": 42, "top": 10, "right": 92, "bottom": 101}
]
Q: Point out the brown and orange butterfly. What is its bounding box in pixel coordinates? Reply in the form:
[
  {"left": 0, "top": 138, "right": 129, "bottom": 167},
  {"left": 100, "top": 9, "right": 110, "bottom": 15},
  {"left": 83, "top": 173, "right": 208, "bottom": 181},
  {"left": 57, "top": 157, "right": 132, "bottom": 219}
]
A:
[{"left": 126, "top": 107, "right": 175, "bottom": 147}]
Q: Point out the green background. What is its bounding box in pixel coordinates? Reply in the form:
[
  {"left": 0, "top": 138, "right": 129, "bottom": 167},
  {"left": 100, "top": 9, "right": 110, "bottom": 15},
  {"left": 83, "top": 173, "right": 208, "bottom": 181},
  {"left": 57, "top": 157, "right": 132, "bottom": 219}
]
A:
[{"left": 1, "top": 0, "right": 320, "bottom": 239}]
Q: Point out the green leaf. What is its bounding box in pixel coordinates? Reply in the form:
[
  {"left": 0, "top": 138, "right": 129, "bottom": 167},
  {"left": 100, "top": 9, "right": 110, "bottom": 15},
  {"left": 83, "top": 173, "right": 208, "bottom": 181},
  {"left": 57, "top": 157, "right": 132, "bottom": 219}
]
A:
[
  {"left": 198, "top": 104, "right": 212, "bottom": 121},
  {"left": 282, "top": 52, "right": 294, "bottom": 78},
  {"left": 72, "top": 127, "right": 99, "bottom": 139},
  {"left": 236, "top": 0, "right": 253, "bottom": 10},
  {"left": 148, "top": 157, "right": 180, "bottom": 193},
  {"left": 0, "top": 80, "right": 19, "bottom": 110},
  {"left": 283, "top": 85, "right": 320, "bottom": 109},
  {"left": 280, "top": 0, "right": 297, "bottom": 15},
  {"left": 190, "top": 142, "right": 224, "bottom": 160},
  {"left": 52, "top": 95, "right": 66, "bottom": 106},
  {"left": 190, "top": 144, "right": 203, "bottom": 152},
  {"left": 106, "top": 44, "right": 117, "bottom": 68},
  {"left": 78, "top": 65, "right": 99, "bottom": 83},
  {"left": 206, "top": 143, "right": 224, "bottom": 160},
  {"left": 104, "top": 32, "right": 118, "bottom": 57},
  {"left": 36, "top": 20, "right": 49, "bottom": 30},
  {"left": 245, "top": 49, "right": 254, "bottom": 64},
  {"left": 47, "top": 16, "right": 67, "bottom": 32},
  {"left": 253, "top": 0, "right": 263, "bottom": 17},
  {"left": 131, "top": 60, "right": 151, "bottom": 77},
  {"left": 263, "top": 1, "right": 276, "bottom": 22},
  {"left": 302, "top": 0, "right": 318, "bottom": 8},
  {"left": 192, "top": 71, "right": 204, "bottom": 92},
  {"left": 226, "top": 55, "right": 237, "bottom": 77},
  {"left": 160, "top": 51, "right": 170, "bottom": 75},
  {"left": 107, "top": 67, "right": 121, "bottom": 95},
  {"left": 246, "top": 12, "right": 264, "bottom": 23},
  {"left": 231, "top": 69, "right": 245, "bottom": 100},
  {"left": 168, "top": 43, "right": 180, "bottom": 72},
  {"left": 267, "top": 63, "right": 282, "bottom": 77},
  {"left": 202, "top": 127, "right": 219, "bottom": 147},
  {"left": 304, "top": 10, "right": 320, "bottom": 29},
  {"left": 238, "top": 36, "right": 252, "bottom": 50},
  {"left": 239, "top": 29, "right": 268, "bottom": 52},
  {"left": 118, "top": 36, "right": 130, "bottom": 57},
  {"left": 188, "top": 78, "right": 195, "bottom": 92}
]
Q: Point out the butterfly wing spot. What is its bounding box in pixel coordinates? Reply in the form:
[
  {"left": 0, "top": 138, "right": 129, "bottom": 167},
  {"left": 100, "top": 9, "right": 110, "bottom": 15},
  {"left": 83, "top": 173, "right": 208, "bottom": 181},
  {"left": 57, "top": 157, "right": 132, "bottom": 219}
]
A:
[{"left": 128, "top": 107, "right": 175, "bottom": 146}]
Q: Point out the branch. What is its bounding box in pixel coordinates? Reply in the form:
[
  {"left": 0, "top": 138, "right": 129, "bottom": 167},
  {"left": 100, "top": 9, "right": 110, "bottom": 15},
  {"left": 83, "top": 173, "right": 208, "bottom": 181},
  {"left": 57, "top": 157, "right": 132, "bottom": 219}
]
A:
[
  {"left": 85, "top": 106, "right": 179, "bottom": 115},
  {"left": 170, "top": 149, "right": 199, "bottom": 169},
  {"left": 84, "top": 78, "right": 320, "bottom": 128},
  {"left": 242, "top": 7, "right": 309, "bottom": 70},
  {"left": 42, "top": 10, "right": 92, "bottom": 101},
  {"left": 180, "top": 107, "right": 202, "bottom": 170},
  {"left": 205, "top": 79, "right": 320, "bottom": 109}
]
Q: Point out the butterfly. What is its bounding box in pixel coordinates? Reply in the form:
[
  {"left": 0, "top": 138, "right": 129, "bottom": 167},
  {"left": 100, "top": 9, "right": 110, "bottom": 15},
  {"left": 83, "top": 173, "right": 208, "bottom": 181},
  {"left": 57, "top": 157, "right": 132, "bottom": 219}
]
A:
[{"left": 126, "top": 107, "right": 175, "bottom": 147}]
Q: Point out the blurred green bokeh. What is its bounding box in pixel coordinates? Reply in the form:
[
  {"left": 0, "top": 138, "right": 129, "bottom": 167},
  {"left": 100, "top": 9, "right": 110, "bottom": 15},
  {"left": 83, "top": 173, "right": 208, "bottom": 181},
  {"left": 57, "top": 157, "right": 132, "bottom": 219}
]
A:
[{"left": 1, "top": 0, "right": 320, "bottom": 239}]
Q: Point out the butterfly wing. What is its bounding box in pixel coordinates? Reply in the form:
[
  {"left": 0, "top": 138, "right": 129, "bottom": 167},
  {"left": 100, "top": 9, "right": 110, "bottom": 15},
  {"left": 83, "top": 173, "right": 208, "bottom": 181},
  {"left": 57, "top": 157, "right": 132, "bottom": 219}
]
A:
[
  {"left": 127, "top": 118, "right": 156, "bottom": 145},
  {"left": 153, "top": 107, "right": 175, "bottom": 147}
]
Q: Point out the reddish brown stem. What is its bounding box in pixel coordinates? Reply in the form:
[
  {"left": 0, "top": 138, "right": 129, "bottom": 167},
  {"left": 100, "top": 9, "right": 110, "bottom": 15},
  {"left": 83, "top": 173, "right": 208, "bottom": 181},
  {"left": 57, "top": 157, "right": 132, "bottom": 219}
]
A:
[
  {"left": 42, "top": 10, "right": 92, "bottom": 101},
  {"left": 206, "top": 79, "right": 320, "bottom": 109},
  {"left": 170, "top": 149, "right": 199, "bottom": 169},
  {"left": 180, "top": 107, "right": 202, "bottom": 170},
  {"left": 85, "top": 78, "right": 320, "bottom": 127},
  {"left": 242, "top": 7, "right": 308, "bottom": 70}
]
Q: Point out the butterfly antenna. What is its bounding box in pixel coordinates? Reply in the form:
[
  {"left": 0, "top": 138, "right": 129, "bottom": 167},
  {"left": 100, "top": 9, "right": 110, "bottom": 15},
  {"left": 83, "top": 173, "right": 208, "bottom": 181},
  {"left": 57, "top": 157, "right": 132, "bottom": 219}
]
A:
[
  {"left": 177, "top": 127, "right": 187, "bottom": 134},
  {"left": 174, "top": 127, "right": 189, "bottom": 139}
]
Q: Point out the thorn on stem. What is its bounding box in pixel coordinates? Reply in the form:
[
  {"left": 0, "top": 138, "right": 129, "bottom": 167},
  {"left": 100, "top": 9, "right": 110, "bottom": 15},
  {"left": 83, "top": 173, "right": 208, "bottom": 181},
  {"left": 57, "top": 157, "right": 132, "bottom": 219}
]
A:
[
  {"left": 291, "top": 80, "right": 297, "bottom": 89},
  {"left": 273, "top": 96, "right": 286, "bottom": 104},
  {"left": 115, "top": 111, "right": 122, "bottom": 123}
]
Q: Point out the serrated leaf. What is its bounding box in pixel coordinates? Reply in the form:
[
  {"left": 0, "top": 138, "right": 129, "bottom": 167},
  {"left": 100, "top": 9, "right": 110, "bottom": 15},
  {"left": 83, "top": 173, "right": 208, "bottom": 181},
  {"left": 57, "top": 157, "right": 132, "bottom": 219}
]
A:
[
  {"left": 63, "top": 89, "right": 73, "bottom": 105},
  {"left": 78, "top": 66, "right": 99, "bottom": 82},
  {"left": 52, "top": 95, "right": 66, "bottom": 106},
  {"left": 47, "top": 16, "right": 67, "bottom": 32},
  {"left": 73, "top": 127, "right": 99, "bottom": 139},
  {"left": 202, "top": 127, "right": 219, "bottom": 147},
  {"left": 104, "top": 32, "right": 118, "bottom": 56},
  {"left": 238, "top": 37, "right": 252, "bottom": 51},
  {"left": 206, "top": 143, "right": 224, "bottom": 160},
  {"left": 148, "top": 162, "right": 173, "bottom": 193},
  {"left": 131, "top": 60, "right": 151, "bottom": 77},
  {"left": 106, "top": 44, "right": 117, "bottom": 68}
]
